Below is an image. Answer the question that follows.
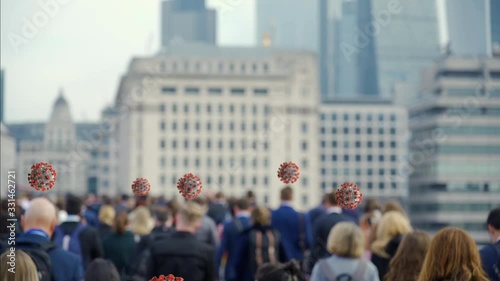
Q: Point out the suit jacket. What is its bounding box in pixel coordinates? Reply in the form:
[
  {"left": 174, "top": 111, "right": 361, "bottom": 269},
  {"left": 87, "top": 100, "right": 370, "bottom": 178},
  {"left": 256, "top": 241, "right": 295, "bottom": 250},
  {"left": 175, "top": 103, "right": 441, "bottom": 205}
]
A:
[
  {"left": 271, "top": 205, "right": 313, "bottom": 261},
  {"left": 207, "top": 202, "right": 228, "bottom": 225},
  {"left": 146, "top": 231, "right": 215, "bottom": 281},
  {"left": 215, "top": 215, "right": 251, "bottom": 280},
  {"left": 480, "top": 240, "right": 500, "bottom": 280},
  {"left": 308, "top": 212, "right": 354, "bottom": 272},
  {"left": 8, "top": 232, "right": 83, "bottom": 281},
  {"left": 308, "top": 205, "right": 326, "bottom": 228},
  {"left": 55, "top": 221, "right": 104, "bottom": 270}
]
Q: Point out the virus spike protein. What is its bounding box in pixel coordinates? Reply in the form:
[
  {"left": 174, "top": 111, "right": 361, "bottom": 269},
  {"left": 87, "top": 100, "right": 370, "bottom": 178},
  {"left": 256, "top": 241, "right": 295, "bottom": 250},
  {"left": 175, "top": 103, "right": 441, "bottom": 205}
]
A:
[
  {"left": 177, "top": 173, "right": 203, "bottom": 199},
  {"left": 27, "top": 162, "right": 57, "bottom": 192},
  {"left": 335, "top": 182, "right": 363, "bottom": 209},
  {"left": 149, "top": 274, "right": 184, "bottom": 281},
  {"left": 277, "top": 161, "right": 300, "bottom": 184},
  {"left": 131, "top": 178, "right": 151, "bottom": 197}
]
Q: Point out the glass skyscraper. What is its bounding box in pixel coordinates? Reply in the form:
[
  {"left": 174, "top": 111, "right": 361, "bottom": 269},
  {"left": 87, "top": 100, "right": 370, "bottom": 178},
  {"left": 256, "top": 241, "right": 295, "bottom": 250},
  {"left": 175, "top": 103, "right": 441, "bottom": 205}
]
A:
[
  {"left": 372, "top": 0, "right": 440, "bottom": 102},
  {"left": 491, "top": 0, "right": 500, "bottom": 55},
  {"left": 255, "top": 0, "right": 318, "bottom": 51},
  {"left": 161, "top": 0, "right": 216, "bottom": 47}
]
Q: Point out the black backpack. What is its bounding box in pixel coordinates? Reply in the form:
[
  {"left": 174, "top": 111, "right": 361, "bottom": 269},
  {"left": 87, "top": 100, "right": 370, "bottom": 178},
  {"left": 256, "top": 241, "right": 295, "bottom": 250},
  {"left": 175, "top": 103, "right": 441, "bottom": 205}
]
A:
[
  {"left": 248, "top": 229, "right": 280, "bottom": 276},
  {"left": 17, "top": 240, "right": 57, "bottom": 281}
]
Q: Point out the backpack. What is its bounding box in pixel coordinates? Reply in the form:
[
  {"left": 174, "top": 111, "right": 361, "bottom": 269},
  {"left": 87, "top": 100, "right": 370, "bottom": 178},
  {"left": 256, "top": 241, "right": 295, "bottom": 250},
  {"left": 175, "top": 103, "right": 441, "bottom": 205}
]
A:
[
  {"left": 53, "top": 224, "right": 86, "bottom": 263},
  {"left": 248, "top": 229, "right": 280, "bottom": 276},
  {"left": 319, "top": 259, "right": 367, "bottom": 281},
  {"left": 493, "top": 242, "right": 500, "bottom": 281},
  {"left": 17, "top": 240, "right": 57, "bottom": 281}
]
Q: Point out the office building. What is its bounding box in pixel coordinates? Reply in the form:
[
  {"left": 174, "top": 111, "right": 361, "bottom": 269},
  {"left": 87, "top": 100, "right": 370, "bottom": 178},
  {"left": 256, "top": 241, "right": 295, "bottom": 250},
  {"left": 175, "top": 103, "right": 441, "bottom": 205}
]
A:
[
  {"left": 1, "top": 69, "right": 4, "bottom": 123},
  {"left": 319, "top": 98, "right": 409, "bottom": 203},
  {"left": 491, "top": 0, "right": 500, "bottom": 56},
  {"left": 445, "top": 0, "right": 491, "bottom": 56},
  {"left": 11, "top": 91, "right": 97, "bottom": 195},
  {"left": 116, "top": 43, "right": 320, "bottom": 210},
  {"left": 161, "top": 0, "right": 216, "bottom": 47},
  {"left": 255, "top": 0, "right": 318, "bottom": 52},
  {"left": 1, "top": 123, "right": 16, "bottom": 195},
  {"left": 372, "top": 0, "right": 440, "bottom": 103},
  {"left": 409, "top": 56, "right": 500, "bottom": 243}
]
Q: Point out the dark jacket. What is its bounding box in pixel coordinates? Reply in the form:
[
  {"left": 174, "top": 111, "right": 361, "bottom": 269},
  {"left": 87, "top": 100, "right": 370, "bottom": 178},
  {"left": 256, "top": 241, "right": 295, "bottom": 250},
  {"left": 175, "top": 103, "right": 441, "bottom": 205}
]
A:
[
  {"left": 103, "top": 230, "right": 136, "bottom": 279},
  {"left": 97, "top": 223, "right": 113, "bottom": 240},
  {"left": 308, "top": 205, "right": 326, "bottom": 228},
  {"left": 480, "top": 240, "right": 500, "bottom": 281},
  {"left": 308, "top": 211, "right": 354, "bottom": 272},
  {"left": 371, "top": 235, "right": 403, "bottom": 280},
  {"left": 207, "top": 202, "right": 228, "bottom": 225},
  {"left": 4, "top": 232, "right": 83, "bottom": 281},
  {"left": 55, "top": 221, "right": 104, "bottom": 270},
  {"left": 215, "top": 215, "right": 252, "bottom": 281},
  {"left": 233, "top": 225, "right": 286, "bottom": 281},
  {"left": 145, "top": 231, "right": 215, "bottom": 281},
  {"left": 271, "top": 205, "right": 313, "bottom": 261}
]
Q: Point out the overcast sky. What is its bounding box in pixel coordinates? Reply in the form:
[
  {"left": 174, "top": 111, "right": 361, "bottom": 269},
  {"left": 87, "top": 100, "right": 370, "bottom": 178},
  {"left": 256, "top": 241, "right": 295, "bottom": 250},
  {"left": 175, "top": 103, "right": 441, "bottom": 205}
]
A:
[{"left": 1, "top": 0, "right": 445, "bottom": 123}]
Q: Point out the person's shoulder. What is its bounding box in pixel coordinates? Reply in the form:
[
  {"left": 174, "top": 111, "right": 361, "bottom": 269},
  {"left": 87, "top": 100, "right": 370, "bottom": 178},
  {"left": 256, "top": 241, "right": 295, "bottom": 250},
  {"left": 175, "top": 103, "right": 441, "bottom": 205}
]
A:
[
  {"left": 364, "top": 259, "right": 379, "bottom": 274},
  {"left": 480, "top": 244, "right": 498, "bottom": 257},
  {"left": 50, "top": 246, "right": 80, "bottom": 263}
]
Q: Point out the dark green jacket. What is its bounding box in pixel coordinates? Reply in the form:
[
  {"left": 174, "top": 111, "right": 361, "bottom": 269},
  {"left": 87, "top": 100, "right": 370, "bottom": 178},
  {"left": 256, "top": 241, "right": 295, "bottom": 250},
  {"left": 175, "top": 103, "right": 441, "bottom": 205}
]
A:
[{"left": 102, "top": 230, "right": 136, "bottom": 279}]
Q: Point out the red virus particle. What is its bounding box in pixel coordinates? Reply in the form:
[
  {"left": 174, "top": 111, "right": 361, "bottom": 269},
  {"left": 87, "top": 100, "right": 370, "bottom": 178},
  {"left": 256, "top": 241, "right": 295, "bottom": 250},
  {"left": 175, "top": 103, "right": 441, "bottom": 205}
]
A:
[
  {"left": 149, "top": 274, "right": 184, "bottom": 281},
  {"left": 335, "top": 182, "right": 363, "bottom": 209},
  {"left": 177, "top": 173, "right": 203, "bottom": 199},
  {"left": 131, "top": 178, "right": 151, "bottom": 197},
  {"left": 277, "top": 161, "right": 300, "bottom": 184},
  {"left": 27, "top": 162, "right": 57, "bottom": 192}
]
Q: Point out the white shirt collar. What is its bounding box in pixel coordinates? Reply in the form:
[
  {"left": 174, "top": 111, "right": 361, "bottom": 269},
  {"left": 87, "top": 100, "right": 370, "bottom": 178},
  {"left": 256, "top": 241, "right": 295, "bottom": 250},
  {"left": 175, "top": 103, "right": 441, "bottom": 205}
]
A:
[
  {"left": 237, "top": 211, "right": 251, "bottom": 218},
  {"left": 326, "top": 206, "right": 342, "bottom": 214},
  {"left": 64, "top": 215, "right": 81, "bottom": 223}
]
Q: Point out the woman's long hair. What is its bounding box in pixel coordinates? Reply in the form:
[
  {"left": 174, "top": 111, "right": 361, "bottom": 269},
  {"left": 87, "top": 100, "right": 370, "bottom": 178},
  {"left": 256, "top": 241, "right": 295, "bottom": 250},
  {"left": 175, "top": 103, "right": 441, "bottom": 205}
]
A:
[
  {"left": 417, "top": 227, "right": 489, "bottom": 281},
  {"left": 384, "top": 231, "right": 431, "bottom": 281},
  {"left": 371, "top": 211, "right": 412, "bottom": 258}
]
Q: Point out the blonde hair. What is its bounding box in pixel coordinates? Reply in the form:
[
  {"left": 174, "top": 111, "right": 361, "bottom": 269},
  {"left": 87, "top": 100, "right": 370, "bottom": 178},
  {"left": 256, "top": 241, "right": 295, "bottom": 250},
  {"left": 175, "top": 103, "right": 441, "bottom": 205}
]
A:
[
  {"left": 327, "top": 222, "right": 364, "bottom": 258},
  {"left": 371, "top": 211, "right": 412, "bottom": 258},
  {"left": 251, "top": 206, "right": 271, "bottom": 226},
  {"left": 98, "top": 205, "right": 116, "bottom": 226},
  {"left": 178, "top": 201, "right": 205, "bottom": 226},
  {"left": 129, "top": 206, "right": 153, "bottom": 236},
  {"left": 417, "top": 227, "right": 489, "bottom": 281},
  {"left": 1, "top": 250, "right": 39, "bottom": 281},
  {"left": 382, "top": 200, "right": 406, "bottom": 215}
]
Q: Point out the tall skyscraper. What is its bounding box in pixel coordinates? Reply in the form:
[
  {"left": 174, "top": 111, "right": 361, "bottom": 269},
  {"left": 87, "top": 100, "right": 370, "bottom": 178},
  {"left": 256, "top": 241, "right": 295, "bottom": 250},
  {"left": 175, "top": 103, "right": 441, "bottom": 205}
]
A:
[
  {"left": 357, "top": 0, "right": 380, "bottom": 97},
  {"left": 320, "top": 0, "right": 380, "bottom": 100},
  {"left": 116, "top": 43, "right": 320, "bottom": 210},
  {"left": 491, "top": 0, "right": 500, "bottom": 56},
  {"left": 409, "top": 56, "right": 500, "bottom": 244},
  {"left": 255, "top": 0, "right": 318, "bottom": 52},
  {"left": 446, "top": 0, "right": 491, "bottom": 56},
  {"left": 0, "top": 69, "right": 4, "bottom": 123},
  {"left": 161, "top": 0, "right": 216, "bottom": 47},
  {"left": 371, "top": 0, "right": 440, "bottom": 103}
]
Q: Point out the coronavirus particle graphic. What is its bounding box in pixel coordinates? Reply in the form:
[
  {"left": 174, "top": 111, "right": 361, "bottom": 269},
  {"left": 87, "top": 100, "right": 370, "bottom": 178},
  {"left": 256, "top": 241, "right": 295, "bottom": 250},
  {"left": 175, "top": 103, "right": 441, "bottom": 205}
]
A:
[
  {"left": 131, "top": 178, "right": 151, "bottom": 197},
  {"left": 277, "top": 161, "right": 300, "bottom": 184},
  {"left": 335, "top": 182, "right": 363, "bottom": 209},
  {"left": 149, "top": 274, "right": 184, "bottom": 281},
  {"left": 177, "top": 173, "right": 203, "bottom": 199},
  {"left": 27, "top": 162, "right": 57, "bottom": 192}
]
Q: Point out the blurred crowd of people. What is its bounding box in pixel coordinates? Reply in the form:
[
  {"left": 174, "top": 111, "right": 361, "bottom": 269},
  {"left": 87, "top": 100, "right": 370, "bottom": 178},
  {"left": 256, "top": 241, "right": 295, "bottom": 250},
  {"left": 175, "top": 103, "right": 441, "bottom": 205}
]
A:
[{"left": 1, "top": 188, "right": 499, "bottom": 281}]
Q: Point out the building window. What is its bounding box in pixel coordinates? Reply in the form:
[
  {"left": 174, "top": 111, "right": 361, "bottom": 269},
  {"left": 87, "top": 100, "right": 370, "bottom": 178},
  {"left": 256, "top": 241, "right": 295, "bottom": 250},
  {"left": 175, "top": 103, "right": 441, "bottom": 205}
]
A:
[
  {"left": 160, "top": 121, "right": 166, "bottom": 131},
  {"left": 254, "top": 88, "right": 268, "bottom": 95},
  {"left": 162, "top": 87, "right": 176, "bottom": 94},
  {"left": 302, "top": 123, "right": 308, "bottom": 133},
  {"left": 331, "top": 114, "right": 337, "bottom": 121},
  {"left": 321, "top": 141, "right": 326, "bottom": 148},
  {"left": 379, "top": 183, "right": 385, "bottom": 189},
  {"left": 367, "top": 114, "right": 372, "bottom": 121},
  {"left": 367, "top": 169, "right": 373, "bottom": 175},
  {"left": 195, "top": 140, "right": 200, "bottom": 149},
  {"left": 391, "top": 155, "right": 397, "bottom": 162},
  {"left": 343, "top": 128, "right": 349, "bottom": 134},
  {"left": 207, "top": 123, "right": 212, "bottom": 131},
  {"left": 332, "top": 128, "right": 337, "bottom": 134},
  {"left": 368, "top": 182, "right": 373, "bottom": 189},
  {"left": 379, "top": 128, "right": 384, "bottom": 134},
  {"left": 390, "top": 114, "right": 396, "bottom": 121},
  {"left": 344, "top": 155, "right": 349, "bottom": 161},
  {"left": 185, "top": 87, "right": 200, "bottom": 94},
  {"left": 367, "top": 155, "right": 373, "bottom": 162},
  {"left": 160, "top": 157, "right": 166, "bottom": 167},
  {"left": 302, "top": 195, "right": 308, "bottom": 205},
  {"left": 367, "top": 128, "right": 372, "bottom": 134},
  {"left": 172, "top": 157, "right": 177, "bottom": 167},
  {"left": 231, "top": 88, "right": 245, "bottom": 95},
  {"left": 263, "top": 63, "right": 269, "bottom": 73},
  {"left": 218, "top": 122, "right": 223, "bottom": 132},
  {"left": 379, "top": 169, "right": 384, "bottom": 175},
  {"left": 332, "top": 141, "right": 337, "bottom": 147},
  {"left": 184, "top": 140, "right": 189, "bottom": 149},
  {"left": 209, "top": 88, "right": 222, "bottom": 95},
  {"left": 207, "top": 104, "right": 212, "bottom": 113},
  {"left": 159, "top": 104, "right": 166, "bottom": 113},
  {"left": 195, "top": 122, "right": 200, "bottom": 131},
  {"left": 379, "top": 155, "right": 384, "bottom": 162},
  {"left": 367, "top": 141, "right": 372, "bottom": 148},
  {"left": 378, "top": 114, "right": 384, "bottom": 121},
  {"left": 332, "top": 155, "right": 337, "bottom": 161},
  {"left": 252, "top": 122, "right": 257, "bottom": 131},
  {"left": 390, "top": 141, "right": 396, "bottom": 148},
  {"left": 356, "top": 155, "right": 361, "bottom": 161},
  {"left": 172, "top": 104, "right": 177, "bottom": 113},
  {"left": 160, "top": 175, "right": 166, "bottom": 185},
  {"left": 172, "top": 140, "right": 177, "bottom": 149},
  {"left": 218, "top": 104, "right": 224, "bottom": 113},
  {"left": 184, "top": 122, "right": 189, "bottom": 131},
  {"left": 160, "top": 139, "right": 165, "bottom": 149},
  {"left": 391, "top": 169, "right": 396, "bottom": 176},
  {"left": 344, "top": 141, "right": 349, "bottom": 148},
  {"left": 355, "top": 128, "right": 361, "bottom": 134},
  {"left": 321, "top": 155, "right": 326, "bottom": 162},
  {"left": 344, "top": 113, "right": 349, "bottom": 121},
  {"left": 390, "top": 128, "right": 396, "bottom": 135},
  {"left": 207, "top": 140, "right": 211, "bottom": 149},
  {"left": 355, "top": 141, "right": 361, "bottom": 148},
  {"left": 253, "top": 105, "right": 258, "bottom": 114},
  {"left": 302, "top": 142, "right": 308, "bottom": 151},
  {"left": 355, "top": 114, "right": 361, "bottom": 121},
  {"left": 229, "top": 104, "right": 235, "bottom": 113},
  {"left": 184, "top": 104, "right": 189, "bottom": 113},
  {"left": 379, "top": 141, "right": 384, "bottom": 148}
]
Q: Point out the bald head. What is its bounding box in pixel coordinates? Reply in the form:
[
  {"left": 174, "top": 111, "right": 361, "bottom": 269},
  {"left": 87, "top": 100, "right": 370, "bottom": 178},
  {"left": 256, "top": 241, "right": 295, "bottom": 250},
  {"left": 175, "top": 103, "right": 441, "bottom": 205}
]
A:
[{"left": 22, "top": 197, "right": 57, "bottom": 236}]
